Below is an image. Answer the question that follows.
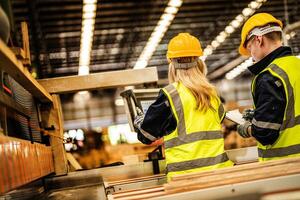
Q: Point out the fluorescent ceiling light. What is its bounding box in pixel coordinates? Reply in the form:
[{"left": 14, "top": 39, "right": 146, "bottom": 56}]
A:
[
  {"left": 225, "top": 25, "right": 235, "bottom": 34},
  {"left": 161, "top": 13, "right": 175, "bottom": 21},
  {"left": 242, "top": 8, "right": 254, "bottom": 17},
  {"left": 78, "top": 0, "right": 98, "bottom": 75},
  {"left": 165, "top": 7, "right": 178, "bottom": 14},
  {"left": 83, "top": 12, "right": 96, "bottom": 19},
  {"left": 83, "top": 4, "right": 97, "bottom": 13},
  {"left": 168, "top": 0, "right": 182, "bottom": 7},
  {"left": 133, "top": 0, "right": 182, "bottom": 69},
  {"left": 231, "top": 20, "right": 241, "bottom": 28},
  {"left": 78, "top": 65, "right": 90, "bottom": 76},
  {"left": 249, "top": 1, "right": 260, "bottom": 9},
  {"left": 212, "top": 40, "right": 220, "bottom": 48},
  {"left": 202, "top": 0, "right": 267, "bottom": 58},
  {"left": 225, "top": 58, "right": 253, "bottom": 80},
  {"left": 84, "top": 0, "right": 97, "bottom": 4},
  {"left": 216, "top": 35, "right": 226, "bottom": 43}
]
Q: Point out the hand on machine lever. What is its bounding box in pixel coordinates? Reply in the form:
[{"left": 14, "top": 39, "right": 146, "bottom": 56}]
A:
[
  {"left": 133, "top": 107, "right": 145, "bottom": 132},
  {"left": 133, "top": 107, "right": 162, "bottom": 145},
  {"left": 133, "top": 107, "right": 153, "bottom": 145},
  {"left": 237, "top": 109, "right": 254, "bottom": 138}
]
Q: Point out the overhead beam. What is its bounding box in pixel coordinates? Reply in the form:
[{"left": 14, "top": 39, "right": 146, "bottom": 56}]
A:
[
  {"left": 0, "top": 39, "right": 53, "bottom": 103},
  {"left": 207, "top": 56, "right": 246, "bottom": 80},
  {"left": 38, "top": 67, "right": 158, "bottom": 94}
]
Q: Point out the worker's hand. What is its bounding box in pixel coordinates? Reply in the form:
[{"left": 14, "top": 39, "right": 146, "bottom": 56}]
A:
[
  {"left": 242, "top": 109, "right": 255, "bottom": 121},
  {"left": 133, "top": 109, "right": 145, "bottom": 130},
  {"left": 150, "top": 138, "right": 164, "bottom": 146},
  {"left": 136, "top": 107, "right": 143, "bottom": 116},
  {"left": 237, "top": 121, "right": 252, "bottom": 138}
]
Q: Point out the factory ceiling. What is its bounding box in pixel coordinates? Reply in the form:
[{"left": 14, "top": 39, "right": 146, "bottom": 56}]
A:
[{"left": 11, "top": 0, "right": 300, "bottom": 81}]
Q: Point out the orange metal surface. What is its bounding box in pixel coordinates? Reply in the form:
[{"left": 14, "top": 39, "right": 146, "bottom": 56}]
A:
[{"left": 0, "top": 135, "right": 54, "bottom": 195}]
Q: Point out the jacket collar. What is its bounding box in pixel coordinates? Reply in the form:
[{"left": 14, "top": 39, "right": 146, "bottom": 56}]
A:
[{"left": 247, "top": 46, "right": 292, "bottom": 75}]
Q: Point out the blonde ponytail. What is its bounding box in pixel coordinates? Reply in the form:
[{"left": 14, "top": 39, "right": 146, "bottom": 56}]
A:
[{"left": 168, "top": 57, "right": 218, "bottom": 111}]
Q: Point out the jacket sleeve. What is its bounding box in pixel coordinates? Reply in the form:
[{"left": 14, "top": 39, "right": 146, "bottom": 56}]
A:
[
  {"left": 251, "top": 71, "right": 286, "bottom": 146},
  {"left": 136, "top": 90, "right": 177, "bottom": 144}
]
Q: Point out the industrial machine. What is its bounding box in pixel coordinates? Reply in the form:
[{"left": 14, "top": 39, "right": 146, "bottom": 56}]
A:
[{"left": 120, "top": 88, "right": 160, "bottom": 132}]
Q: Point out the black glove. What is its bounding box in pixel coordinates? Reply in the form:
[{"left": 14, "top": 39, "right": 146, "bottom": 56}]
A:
[
  {"left": 242, "top": 109, "right": 254, "bottom": 122},
  {"left": 237, "top": 121, "right": 252, "bottom": 138}
]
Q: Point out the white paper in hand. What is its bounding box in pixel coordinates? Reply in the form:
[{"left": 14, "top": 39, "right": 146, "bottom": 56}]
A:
[{"left": 225, "top": 109, "right": 245, "bottom": 125}]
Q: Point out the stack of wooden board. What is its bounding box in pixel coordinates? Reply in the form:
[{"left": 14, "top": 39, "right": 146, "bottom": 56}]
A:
[
  {"left": 105, "top": 174, "right": 166, "bottom": 195},
  {"left": 108, "top": 157, "right": 300, "bottom": 200}
]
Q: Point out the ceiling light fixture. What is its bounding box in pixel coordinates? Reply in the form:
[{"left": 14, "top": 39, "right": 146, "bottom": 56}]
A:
[
  {"left": 78, "top": 0, "right": 98, "bottom": 75},
  {"left": 225, "top": 58, "right": 253, "bottom": 80},
  {"left": 134, "top": 0, "right": 183, "bottom": 69},
  {"left": 202, "top": 0, "right": 267, "bottom": 60}
]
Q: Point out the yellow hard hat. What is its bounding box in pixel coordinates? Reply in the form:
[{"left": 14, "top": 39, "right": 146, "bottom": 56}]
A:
[
  {"left": 239, "top": 13, "right": 283, "bottom": 56},
  {"left": 167, "top": 33, "right": 203, "bottom": 59}
]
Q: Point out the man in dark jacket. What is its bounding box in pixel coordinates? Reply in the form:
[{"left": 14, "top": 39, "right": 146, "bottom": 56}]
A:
[{"left": 237, "top": 13, "right": 300, "bottom": 161}]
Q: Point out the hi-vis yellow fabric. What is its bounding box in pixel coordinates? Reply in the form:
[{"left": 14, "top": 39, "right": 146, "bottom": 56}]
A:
[
  {"left": 162, "top": 82, "right": 233, "bottom": 180},
  {"left": 251, "top": 56, "right": 300, "bottom": 161}
]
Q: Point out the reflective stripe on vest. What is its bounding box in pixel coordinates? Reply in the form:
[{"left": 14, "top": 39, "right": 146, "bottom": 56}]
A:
[
  {"left": 269, "top": 64, "right": 299, "bottom": 130},
  {"left": 258, "top": 144, "right": 300, "bottom": 158},
  {"left": 167, "top": 152, "right": 229, "bottom": 172},
  {"left": 165, "top": 130, "right": 223, "bottom": 149},
  {"left": 252, "top": 57, "right": 300, "bottom": 160},
  {"left": 163, "top": 84, "right": 230, "bottom": 172}
]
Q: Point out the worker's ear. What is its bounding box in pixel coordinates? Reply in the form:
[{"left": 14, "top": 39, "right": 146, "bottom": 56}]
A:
[{"left": 256, "top": 35, "right": 264, "bottom": 47}]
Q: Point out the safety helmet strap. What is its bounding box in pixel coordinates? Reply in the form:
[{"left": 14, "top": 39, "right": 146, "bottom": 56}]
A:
[
  {"left": 171, "top": 57, "right": 199, "bottom": 69},
  {"left": 246, "top": 25, "right": 282, "bottom": 41}
]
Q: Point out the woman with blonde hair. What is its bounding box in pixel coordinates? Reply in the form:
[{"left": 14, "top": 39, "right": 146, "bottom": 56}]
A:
[{"left": 134, "top": 33, "right": 233, "bottom": 180}]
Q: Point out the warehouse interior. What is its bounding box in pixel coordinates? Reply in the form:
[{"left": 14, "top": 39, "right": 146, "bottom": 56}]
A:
[{"left": 1, "top": 0, "right": 300, "bottom": 199}]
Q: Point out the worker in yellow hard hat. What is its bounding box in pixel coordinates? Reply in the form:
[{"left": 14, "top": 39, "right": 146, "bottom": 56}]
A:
[
  {"left": 134, "top": 33, "right": 233, "bottom": 180},
  {"left": 236, "top": 13, "right": 300, "bottom": 161}
]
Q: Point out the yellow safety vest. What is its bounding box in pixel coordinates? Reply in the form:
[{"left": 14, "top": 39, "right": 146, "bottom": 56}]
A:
[
  {"left": 251, "top": 56, "right": 300, "bottom": 161},
  {"left": 162, "top": 82, "right": 233, "bottom": 180}
]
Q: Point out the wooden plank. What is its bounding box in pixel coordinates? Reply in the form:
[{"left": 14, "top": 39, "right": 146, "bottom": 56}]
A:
[
  {"left": 164, "top": 157, "right": 300, "bottom": 194},
  {"left": 0, "top": 135, "right": 54, "bottom": 195},
  {"left": 40, "top": 94, "right": 68, "bottom": 175},
  {"left": 10, "top": 47, "right": 26, "bottom": 60},
  {"left": 111, "top": 186, "right": 164, "bottom": 199},
  {"left": 21, "top": 22, "right": 31, "bottom": 65},
  {"left": 107, "top": 174, "right": 165, "bottom": 186},
  {"left": 113, "top": 191, "right": 166, "bottom": 200},
  {"left": 171, "top": 157, "right": 300, "bottom": 182},
  {"left": 0, "top": 39, "right": 52, "bottom": 103},
  {"left": 38, "top": 67, "right": 158, "bottom": 94},
  {"left": 109, "top": 159, "right": 300, "bottom": 200},
  {"left": 66, "top": 152, "right": 82, "bottom": 170}
]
